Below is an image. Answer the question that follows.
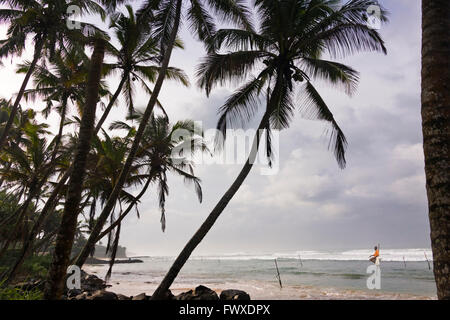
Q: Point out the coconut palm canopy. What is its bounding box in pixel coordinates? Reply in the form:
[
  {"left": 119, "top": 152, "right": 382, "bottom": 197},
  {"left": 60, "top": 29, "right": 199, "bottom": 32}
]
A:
[{"left": 198, "top": 0, "right": 387, "bottom": 169}]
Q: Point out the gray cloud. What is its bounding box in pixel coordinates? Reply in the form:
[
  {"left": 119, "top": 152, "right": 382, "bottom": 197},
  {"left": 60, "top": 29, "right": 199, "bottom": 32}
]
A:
[{"left": 118, "top": 1, "right": 429, "bottom": 256}]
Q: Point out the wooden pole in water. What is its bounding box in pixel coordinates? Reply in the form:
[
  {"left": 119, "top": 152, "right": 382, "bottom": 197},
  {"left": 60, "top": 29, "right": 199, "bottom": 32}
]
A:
[
  {"left": 424, "top": 251, "right": 431, "bottom": 270},
  {"left": 274, "top": 258, "right": 282, "bottom": 289}
]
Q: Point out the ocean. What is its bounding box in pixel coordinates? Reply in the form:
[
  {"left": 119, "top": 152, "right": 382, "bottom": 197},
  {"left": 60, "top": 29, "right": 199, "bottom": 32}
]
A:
[{"left": 84, "top": 248, "right": 437, "bottom": 300}]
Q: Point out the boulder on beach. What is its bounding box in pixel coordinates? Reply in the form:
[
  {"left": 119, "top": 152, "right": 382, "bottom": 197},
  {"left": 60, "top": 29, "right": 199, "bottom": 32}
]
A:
[
  {"left": 116, "top": 294, "right": 131, "bottom": 300},
  {"left": 175, "top": 285, "right": 219, "bottom": 300},
  {"left": 220, "top": 289, "right": 251, "bottom": 300},
  {"left": 131, "top": 292, "right": 149, "bottom": 300},
  {"left": 88, "top": 290, "right": 118, "bottom": 300},
  {"left": 71, "top": 292, "right": 90, "bottom": 300},
  {"left": 79, "top": 270, "right": 108, "bottom": 293}
]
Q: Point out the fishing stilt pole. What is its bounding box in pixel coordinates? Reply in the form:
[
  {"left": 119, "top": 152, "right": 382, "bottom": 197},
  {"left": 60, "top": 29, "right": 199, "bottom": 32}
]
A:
[
  {"left": 424, "top": 252, "right": 431, "bottom": 270},
  {"left": 274, "top": 258, "right": 282, "bottom": 289}
]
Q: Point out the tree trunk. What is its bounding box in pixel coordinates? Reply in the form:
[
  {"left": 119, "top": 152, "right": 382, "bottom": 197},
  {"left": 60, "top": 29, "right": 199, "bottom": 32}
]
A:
[
  {"left": 73, "top": 0, "right": 183, "bottom": 269},
  {"left": 0, "top": 39, "right": 44, "bottom": 152},
  {"left": 50, "top": 101, "right": 68, "bottom": 163},
  {"left": 421, "top": 0, "right": 450, "bottom": 300},
  {"left": 44, "top": 39, "right": 106, "bottom": 300},
  {"left": 151, "top": 113, "right": 269, "bottom": 299},
  {"left": 94, "top": 76, "right": 126, "bottom": 133}
]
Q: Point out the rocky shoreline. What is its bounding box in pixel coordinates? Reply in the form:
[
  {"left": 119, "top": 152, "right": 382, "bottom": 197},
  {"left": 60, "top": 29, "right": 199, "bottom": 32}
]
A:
[
  {"left": 69, "top": 271, "right": 250, "bottom": 300},
  {"left": 15, "top": 270, "right": 250, "bottom": 300}
]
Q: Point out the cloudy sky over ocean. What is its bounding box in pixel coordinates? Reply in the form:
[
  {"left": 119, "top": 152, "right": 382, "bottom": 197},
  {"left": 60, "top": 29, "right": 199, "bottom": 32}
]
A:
[{"left": 0, "top": 1, "right": 428, "bottom": 256}]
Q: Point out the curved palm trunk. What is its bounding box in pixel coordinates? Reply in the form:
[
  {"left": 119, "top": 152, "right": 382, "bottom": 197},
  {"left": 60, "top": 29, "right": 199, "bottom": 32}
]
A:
[
  {"left": 50, "top": 101, "right": 68, "bottom": 163},
  {"left": 44, "top": 39, "right": 106, "bottom": 300},
  {"left": 151, "top": 114, "right": 269, "bottom": 299},
  {"left": 73, "top": 0, "right": 183, "bottom": 269},
  {"left": 0, "top": 39, "right": 44, "bottom": 152},
  {"left": 421, "top": 0, "right": 450, "bottom": 300},
  {"left": 94, "top": 76, "right": 127, "bottom": 133}
]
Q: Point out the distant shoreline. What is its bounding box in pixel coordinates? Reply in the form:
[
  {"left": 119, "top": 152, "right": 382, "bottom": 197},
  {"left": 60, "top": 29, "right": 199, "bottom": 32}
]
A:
[{"left": 85, "top": 257, "right": 143, "bottom": 265}]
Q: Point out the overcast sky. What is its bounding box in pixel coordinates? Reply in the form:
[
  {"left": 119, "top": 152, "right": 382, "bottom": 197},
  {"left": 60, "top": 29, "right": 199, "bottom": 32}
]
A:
[{"left": 0, "top": 0, "right": 429, "bottom": 256}]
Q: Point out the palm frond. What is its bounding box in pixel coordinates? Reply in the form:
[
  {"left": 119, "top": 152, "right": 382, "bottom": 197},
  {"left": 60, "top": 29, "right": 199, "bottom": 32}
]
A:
[
  {"left": 197, "top": 50, "right": 267, "bottom": 96},
  {"left": 301, "top": 57, "right": 359, "bottom": 95},
  {"left": 300, "top": 81, "right": 347, "bottom": 169}
]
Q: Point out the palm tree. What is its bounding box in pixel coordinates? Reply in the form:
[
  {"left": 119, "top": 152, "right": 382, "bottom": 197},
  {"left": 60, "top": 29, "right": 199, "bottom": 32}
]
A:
[
  {"left": 44, "top": 37, "right": 107, "bottom": 300},
  {"left": 83, "top": 0, "right": 254, "bottom": 275},
  {"left": 18, "top": 49, "right": 107, "bottom": 156},
  {"left": 0, "top": 107, "right": 50, "bottom": 209},
  {"left": 421, "top": 0, "right": 450, "bottom": 300},
  {"left": 0, "top": 49, "right": 113, "bottom": 283},
  {"left": 151, "top": 0, "right": 388, "bottom": 299},
  {"left": 0, "top": 115, "right": 53, "bottom": 259},
  {"left": 95, "top": 5, "right": 189, "bottom": 133},
  {"left": 74, "top": 113, "right": 208, "bottom": 268},
  {"left": 0, "top": 0, "right": 106, "bottom": 152}
]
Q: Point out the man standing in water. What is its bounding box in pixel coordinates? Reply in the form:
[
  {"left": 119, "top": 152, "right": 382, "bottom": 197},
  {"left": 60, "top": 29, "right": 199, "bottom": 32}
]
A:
[{"left": 369, "top": 246, "right": 380, "bottom": 264}]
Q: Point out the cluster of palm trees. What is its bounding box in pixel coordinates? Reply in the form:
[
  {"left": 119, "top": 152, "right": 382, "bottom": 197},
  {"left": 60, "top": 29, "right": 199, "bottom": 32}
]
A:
[
  {"left": 1, "top": 0, "right": 445, "bottom": 301},
  {"left": 0, "top": 0, "right": 211, "bottom": 299}
]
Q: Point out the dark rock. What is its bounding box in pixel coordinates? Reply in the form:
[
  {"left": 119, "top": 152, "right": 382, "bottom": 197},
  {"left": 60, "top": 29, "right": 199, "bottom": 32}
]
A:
[
  {"left": 114, "top": 258, "right": 143, "bottom": 264},
  {"left": 150, "top": 289, "right": 173, "bottom": 300},
  {"left": 131, "top": 292, "right": 148, "bottom": 300},
  {"left": 71, "top": 292, "right": 89, "bottom": 300},
  {"left": 79, "top": 270, "right": 108, "bottom": 293},
  {"left": 88, "top": 290, "right": 118, "bottom": 300},
  {"left": 116, "top": 294, "right": 131, "bottom": 300},
  {"left": 220, "top": 289, "right": 251, "bottom": 300},
  {"left": 67, "top": 289, "right": 82, "bottom": 298},
  {"left": 175, "top": 290, "right": 194, "bottom": 300},
  {"left": 161, "top": 289, "right": 174, "bottom": 300},
  {"left": 175, "top": 285, "right": 219, "bottom": 300},
  {"left": 85, "top": 257, "right": 143, "bottom": 265}
]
